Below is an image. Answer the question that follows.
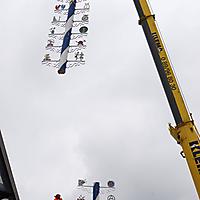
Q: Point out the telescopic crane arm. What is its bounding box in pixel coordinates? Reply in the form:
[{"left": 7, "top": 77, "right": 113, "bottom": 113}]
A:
[{"left": 132, "top": 0, "right": 200, "bottom": 198}]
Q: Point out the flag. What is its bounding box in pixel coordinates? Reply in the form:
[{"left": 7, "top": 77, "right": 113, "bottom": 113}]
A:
[{"left": 58, "top": 0, "right": 76, "bottom": 74}]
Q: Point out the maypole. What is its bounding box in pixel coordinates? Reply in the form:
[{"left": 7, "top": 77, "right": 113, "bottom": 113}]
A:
[
  {"left": 78, "top": 180, "right": 116, "bottom": 200},
  {"left": 58, "top": 0, "right": 77, "bottom": 74},
  {"left": 42, "top": 0, "right": 90, "bottom": 74}
]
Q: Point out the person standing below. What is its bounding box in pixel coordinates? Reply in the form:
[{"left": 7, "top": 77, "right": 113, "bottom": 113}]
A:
[{"left": 54, "top": 194, "right": 63, "bottom": 200}]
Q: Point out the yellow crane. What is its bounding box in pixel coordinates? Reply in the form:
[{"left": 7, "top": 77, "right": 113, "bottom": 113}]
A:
[{"left": 132, "top": 0, "right": 200, "bottom": 198}]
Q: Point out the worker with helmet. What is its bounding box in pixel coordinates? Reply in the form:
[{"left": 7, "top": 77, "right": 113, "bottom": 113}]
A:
[{"left": 54, "top": 194, "right": 63, "bottom": 200}]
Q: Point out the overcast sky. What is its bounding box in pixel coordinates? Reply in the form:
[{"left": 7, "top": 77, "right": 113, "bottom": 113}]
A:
[{"left": 1, "top": 0, "right": 200, "bottom": 199}]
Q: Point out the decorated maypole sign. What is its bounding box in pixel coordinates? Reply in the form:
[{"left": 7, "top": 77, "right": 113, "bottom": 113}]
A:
[
  {"left": 42, "top": 0, "right": 90, "bottom": 74},
  {"left": 77, "top": 180, "right": 116, "bottom": 200}
]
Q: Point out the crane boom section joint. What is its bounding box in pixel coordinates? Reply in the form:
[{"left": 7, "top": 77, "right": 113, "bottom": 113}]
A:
[{"left": 138, "top": 14, "right": 155, "bottom": 25}]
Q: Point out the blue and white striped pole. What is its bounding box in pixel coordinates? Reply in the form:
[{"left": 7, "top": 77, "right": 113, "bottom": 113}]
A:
[
  {"left": 58, "top": 0, "right": 76, "bottom": 74},
  {"left": 93, "top": 182, "right": 100, "bottom": 200}
]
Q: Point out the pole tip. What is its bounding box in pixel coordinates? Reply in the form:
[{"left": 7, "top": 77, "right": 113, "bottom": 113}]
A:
[{"left": 57, "top": 67, "right": 66, "bottom": 74}]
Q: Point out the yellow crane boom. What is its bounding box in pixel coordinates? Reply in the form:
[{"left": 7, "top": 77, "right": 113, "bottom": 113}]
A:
[{"left": 132, "top": 0, "right": 200, "bottom": 198}]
